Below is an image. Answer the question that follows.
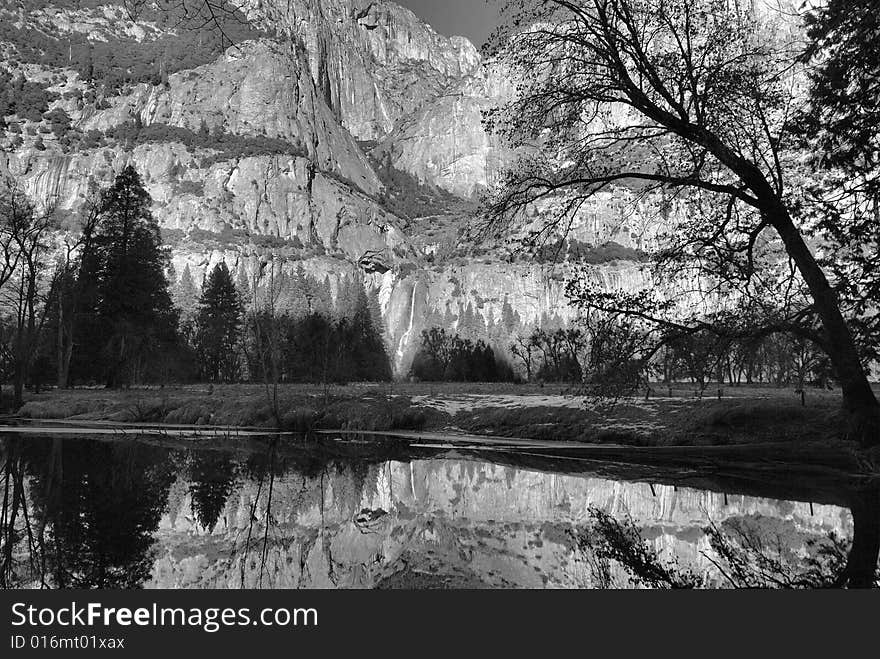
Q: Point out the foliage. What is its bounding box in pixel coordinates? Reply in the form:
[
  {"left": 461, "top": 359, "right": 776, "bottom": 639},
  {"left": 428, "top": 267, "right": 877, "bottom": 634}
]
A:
[
  {"left": 100, "top": 120, "right": 307, "bottom": 163},
  {"left": 0, "top": 178, "right": 56, "bottom": 407},
  {"left": 242, "top": 272, "right": 392, "bottom": 385},
  {"left": 0, "top": 70, "right": 59, "bottom": 123},
  {"left": 510, "top": 317, "right": 645, "bottom": 393},
  {"left": 532, "top": 238, "right": 648, "bottom": 265},
  {"left": 72, "top": 165, "right": 180, "bottom": 387},
  {"left": 188, "top": 450, "right": 237, "bottom": 533},
  {"left": 526, "top": 327, "right": 584, "bottom": 383},
  {"left": 484, "top": 0, "right": 880, "bottom": 444},
  {"left": 580, "top": 507, "right": 704, "bottom": 588},
  {"left": 194, "top": 262, "right": 243, "bottom": 383},
  {"left": 798, "top": 0, "right": 880, "bottom": 363},
  {"left": 21, "top": 437, "right": 176, "bottom": 588},
  {"left": 578, "top": 506, "right": 876, "bottom": 589},
  {"left": 410, "top": 327, "right": 516, "bottom": 382},
  {"left": 0, "top": 3, "right": 265, "bottom": 96}
]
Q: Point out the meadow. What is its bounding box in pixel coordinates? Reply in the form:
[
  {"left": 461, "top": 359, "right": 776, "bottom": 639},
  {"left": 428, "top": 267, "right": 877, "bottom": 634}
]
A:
[{"left": 12, "top": 381, "right": 870, "bottom": 450}]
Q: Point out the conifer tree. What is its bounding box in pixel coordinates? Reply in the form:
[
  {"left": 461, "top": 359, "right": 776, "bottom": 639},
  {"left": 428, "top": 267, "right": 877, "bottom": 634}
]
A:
[
  {"left": 79, "top": 165, "right": 177, "bottom": 387},
  {"left": 195, "top": 262, "right": 243, "bottom": 383},
  {"left": 173, "top": 264, "right": 200, "bottom": 322}
]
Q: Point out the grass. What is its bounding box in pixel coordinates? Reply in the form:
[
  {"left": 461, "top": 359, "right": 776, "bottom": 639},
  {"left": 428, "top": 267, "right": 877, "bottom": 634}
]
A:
[
  {"left": 453, "top": 398, "right": 841, "bottom": 446},
  {"left": 14, "top": 385, "right": 453, "bottom": 434},
  {"left": 679, "top": 400, "right": 841, "bottom": 446},
  {"left": 10, "top": 381, "right": 866, "bottom": 449}
]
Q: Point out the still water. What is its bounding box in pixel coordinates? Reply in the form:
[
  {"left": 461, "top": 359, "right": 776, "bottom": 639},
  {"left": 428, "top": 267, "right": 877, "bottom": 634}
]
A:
[{"left": 0, "top": 434, "right": 869, "bottom": 588}]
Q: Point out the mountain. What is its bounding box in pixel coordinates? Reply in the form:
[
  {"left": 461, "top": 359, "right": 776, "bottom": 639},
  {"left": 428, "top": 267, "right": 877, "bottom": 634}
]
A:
[
  {"left": 0, "top": 0, "right": 654, "bottom": 376},
  {"left": 147, "top": 457, "right": 850, "bottom": 588}
]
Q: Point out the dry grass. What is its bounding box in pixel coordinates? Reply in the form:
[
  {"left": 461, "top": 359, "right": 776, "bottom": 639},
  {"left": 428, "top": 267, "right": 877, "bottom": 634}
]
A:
[
  {"left": 13, "top": 381, "right": 858, "bottom": 447},
  {"left": 16, "top": 385, "right": 452, "bottom": 433}
]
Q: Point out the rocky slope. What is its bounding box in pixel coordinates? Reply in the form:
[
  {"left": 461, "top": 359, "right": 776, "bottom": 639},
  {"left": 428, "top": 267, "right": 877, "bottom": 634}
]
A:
[{"left": 0, "top": 0, "right": 658, "bottom": 376}]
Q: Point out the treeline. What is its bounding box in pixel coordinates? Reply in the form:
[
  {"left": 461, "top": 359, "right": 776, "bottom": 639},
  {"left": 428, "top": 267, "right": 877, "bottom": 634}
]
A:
[
  {"left": 510, "top": 328, "right": 585, "bottom": 382},
  {"left": 657, "top": 330, "right": 834, "bottom": 391},
  {"left": 6, "top": 109, "right": 309, "bottom": 161},
  {"left": 531, "top": 238, "right": 648, "bottom": 265},
  {"left": 0, "top": 2, "right": 265, "bottom": 95},
  {"left": 180, "top": 262, "right": 392, "bottom": 385},
  {"left": 0, "top": 166, "right": 186, "bottom": 404},
  {"left": 91, "top": 119, "right": 308, "bottom": 164},
  {"left": 0, "top": 165, "right": 392, "bottom": 409},
  {"left": 409, "top": 328, "right": 516, "bottom": 382},
  {"left": 505, "top": 323, "right": 835, "bottom": 393}
]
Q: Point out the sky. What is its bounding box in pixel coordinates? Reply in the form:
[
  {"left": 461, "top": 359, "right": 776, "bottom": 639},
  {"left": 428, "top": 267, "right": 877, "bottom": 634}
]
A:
[{"left": 395, "top": 0, "right": 502, "bottom": 47}]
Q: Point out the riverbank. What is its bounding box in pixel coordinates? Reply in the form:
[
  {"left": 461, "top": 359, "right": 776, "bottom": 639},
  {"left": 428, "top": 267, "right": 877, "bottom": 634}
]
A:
[{"left": 9, "top": 382, "right": 869, "bottom": 451}]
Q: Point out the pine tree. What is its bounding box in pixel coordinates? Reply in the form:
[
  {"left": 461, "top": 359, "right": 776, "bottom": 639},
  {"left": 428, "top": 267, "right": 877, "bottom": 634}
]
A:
[
  {"left": 348, "top": 277, "right": 391, "bottom": 381},
  {"left": 80, "top": 165, "right": 177, "bottom": 387},
  {"left": 501, "top": 296, "right": 518, "bottom": 334},
  {"left": 234, "top": 261, "right": 251, "bottom": 305},
  {"left": 188, "top": 452, "right": 236, "bottom": 533},
  {"left": 173, "top": 264, "right": 200, "bottom": 321},
  {"left": 195, "top": 262, "right": 243, "bottom": 383}
]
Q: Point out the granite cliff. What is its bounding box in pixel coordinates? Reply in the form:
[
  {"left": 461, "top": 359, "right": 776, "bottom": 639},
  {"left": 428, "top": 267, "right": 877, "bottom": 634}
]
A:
[{"left": 0, "top": 0, "right": 658, "bottom": 376}]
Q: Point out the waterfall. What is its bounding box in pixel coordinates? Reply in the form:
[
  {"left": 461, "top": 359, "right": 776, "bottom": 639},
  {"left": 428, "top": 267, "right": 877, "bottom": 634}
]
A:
[{"left": 394, "top": 279, "right": 419, "bottom": 371}]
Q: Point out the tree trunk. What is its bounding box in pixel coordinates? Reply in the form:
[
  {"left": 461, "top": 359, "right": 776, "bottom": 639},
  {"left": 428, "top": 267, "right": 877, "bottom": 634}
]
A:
[
  {"left": 13, "top": 338, "right": 25, "bottom": 410},
  {"left": 675, "top": 123, "right": 880, "bottom": 446},
  {"left": 60, "top": 341, "right": 72, "bottom": 389},
  {"left": 56, "top": 296, "right": 70, "bottom": 388},
  {"left": 768, "top": 205, "right": 880, "bottom": 448}
]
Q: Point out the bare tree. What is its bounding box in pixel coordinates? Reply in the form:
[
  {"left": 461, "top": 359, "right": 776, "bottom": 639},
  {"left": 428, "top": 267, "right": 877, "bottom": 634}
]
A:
[
  {"left": 243, "top": 260, "right": 283, "bottom": 426},
  {"left": 124, "top": 0, "right": 247, "bottom": 44},
  {"left": 483, "top": 0, "right": 878, "bottom": 447},
  {"left": 0, "top": 180, "right": 55, "bottom": 408},
  {"left": 52, "top": 190, "right": 102, "bottom": 389},
  {"left": 511, "top": 334, "right": 537, "bottom": 381}
]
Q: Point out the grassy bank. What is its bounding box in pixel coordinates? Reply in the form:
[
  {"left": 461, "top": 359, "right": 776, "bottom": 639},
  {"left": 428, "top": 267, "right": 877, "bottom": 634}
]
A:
[
  {"left": 14, "top": 384, "right": 450, "bottom": 433},
  {"left": 9, "top": 382, "right": 865, "bottom": 450},
  {"left": 454, "top": 398, "right": 844, "bottom": 446}
]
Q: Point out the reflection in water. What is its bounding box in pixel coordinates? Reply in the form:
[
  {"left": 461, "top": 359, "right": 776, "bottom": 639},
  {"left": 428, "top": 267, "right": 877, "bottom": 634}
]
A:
[
  {"left": 1, "top": 437, "right": 174, "bottom": 588},
  {"left": 187, "top": 451, "right": 237, "bottom": 533},
  {"left": 0, "top": 435, "right": 877, "bottom": 588},
  {"left": 582, "top": 505, "right": 863, "bottom": 588}
]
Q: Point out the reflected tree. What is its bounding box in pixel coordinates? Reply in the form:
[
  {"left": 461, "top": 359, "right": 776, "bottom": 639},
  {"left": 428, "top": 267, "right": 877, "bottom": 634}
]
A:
[
  {"left": 232, "top": 440, "right": 281, "bottom": 588},
  {"left": 188, "top": 450, "right": 237, "bottom": 533},
  {"left": 579, "top": 498, "right": 880, "bottom": 589},
  {"left": 24, "top": 439, "right": 175, "bottom": 589},
  {"left": 840, "top": 490, "right": 880, "bottom": 588},
  {"left": 0, "top": 438, "right": 46, "bottom": 588}
]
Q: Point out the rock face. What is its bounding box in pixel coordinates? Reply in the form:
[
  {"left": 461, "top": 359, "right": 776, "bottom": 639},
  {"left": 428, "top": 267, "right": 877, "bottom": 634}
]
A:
[
  {"left": 83, "top": 39, "right": 380, "bottom": 194},
  {"left": 370, "top": 64, "right": 512, "bottom": 197},
  {"left": 243, "top": 0, "right": 481, "bottom": 141},
  {"left": 3, "top": 142, "right": 410, "bottom": 269},
  {"left": 147, "top": 456, "right": 851, "bottom": 589},
  {"left": 239, "top": 0, "right": 507, "bottom": 195},
  {"left": 0, "top": 0, "right": 662, "bottom": 376}
]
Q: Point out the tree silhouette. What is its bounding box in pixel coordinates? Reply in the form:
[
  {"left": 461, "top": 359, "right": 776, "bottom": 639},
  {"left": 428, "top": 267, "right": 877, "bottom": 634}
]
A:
[
  {"left": 485, "top": 0, "right": 879, "bottom": 447},
  {"left": 24, "top": 438, "right": 175, "bottom": 589},
  {"left": 195, "top": 262, "right": 243, "bottom": 383},
  {"left": 799, "top": 0, "right": 880, "bottom": 366},
  {"left": 188, "top": 451, "right": 237, "bottom": 533},
  {"left": 77, "top": 166, "right": 177, "bottom": 387}
]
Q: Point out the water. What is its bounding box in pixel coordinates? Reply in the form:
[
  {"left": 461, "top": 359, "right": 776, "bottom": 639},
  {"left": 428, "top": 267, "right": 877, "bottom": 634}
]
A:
[{"left": 0, "top": 434, "right": 872, "bottom": 589}]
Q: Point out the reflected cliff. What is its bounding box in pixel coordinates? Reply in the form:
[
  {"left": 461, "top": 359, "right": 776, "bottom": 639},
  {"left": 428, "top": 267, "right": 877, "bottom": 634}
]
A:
[{"left": 0, "top": 435, "right": 876, "bottom": 589}]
